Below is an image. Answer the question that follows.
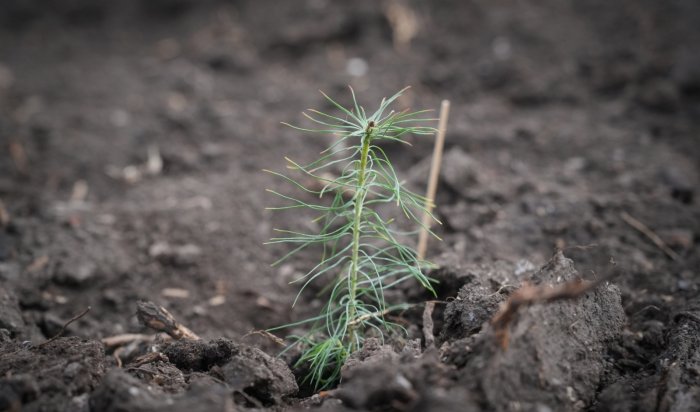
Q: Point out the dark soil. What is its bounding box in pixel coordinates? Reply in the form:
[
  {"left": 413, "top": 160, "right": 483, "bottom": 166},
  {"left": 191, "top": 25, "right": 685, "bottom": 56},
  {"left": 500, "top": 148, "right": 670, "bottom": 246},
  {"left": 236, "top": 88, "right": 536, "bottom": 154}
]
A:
[{"left": 1, "top": 0, "right": 699, "bottom": 411}]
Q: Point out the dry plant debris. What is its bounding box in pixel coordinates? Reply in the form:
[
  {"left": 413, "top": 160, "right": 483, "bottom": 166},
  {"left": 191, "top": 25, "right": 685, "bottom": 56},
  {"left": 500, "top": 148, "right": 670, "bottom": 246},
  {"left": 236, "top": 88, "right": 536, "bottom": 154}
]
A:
[
  {"left": 136, "top": 300, "right": 200, "bottom": 341},
  {"left": 491, "top": 275, "right": 612, "bottom": 349}
]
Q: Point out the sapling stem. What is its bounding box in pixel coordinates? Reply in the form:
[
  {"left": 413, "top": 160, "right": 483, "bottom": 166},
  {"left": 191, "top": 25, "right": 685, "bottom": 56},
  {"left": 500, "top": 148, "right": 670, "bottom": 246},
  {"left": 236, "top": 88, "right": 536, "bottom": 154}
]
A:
[
  {"left": 347, "top": 123, "right": 373, "bottom": 349},
  {"left": 266, "top": 87, "right": 440, "bottom": 389}
]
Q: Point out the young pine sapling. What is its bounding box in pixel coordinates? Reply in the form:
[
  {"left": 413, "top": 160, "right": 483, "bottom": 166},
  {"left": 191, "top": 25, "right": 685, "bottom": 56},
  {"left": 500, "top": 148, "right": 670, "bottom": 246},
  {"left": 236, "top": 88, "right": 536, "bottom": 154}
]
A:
[{"left": 266, "top": 87, "right": 439, "bottom": 389}]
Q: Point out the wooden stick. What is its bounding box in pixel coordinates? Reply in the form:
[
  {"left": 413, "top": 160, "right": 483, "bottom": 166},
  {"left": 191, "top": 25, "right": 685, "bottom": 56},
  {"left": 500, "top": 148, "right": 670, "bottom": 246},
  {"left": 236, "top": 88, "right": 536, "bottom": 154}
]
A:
[
  {"left": 417, "top": 100, "right": 450, "bottom": 260},
  {"left": 422, "top": 301, "right": 436, "bottom": 348}
]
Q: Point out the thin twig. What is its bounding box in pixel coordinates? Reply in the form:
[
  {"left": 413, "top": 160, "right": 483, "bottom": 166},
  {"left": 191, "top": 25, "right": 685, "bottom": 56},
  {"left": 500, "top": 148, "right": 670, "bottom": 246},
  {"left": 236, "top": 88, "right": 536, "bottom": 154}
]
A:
[
  {"left": 346, "top": 307, "right": 402, "bottom": 327},
  {"left": 417, "top": 100, "right": 450, "bottom": 260},
  {"left": 242, "top": 330, "right": 286, "bottom": 346},
  {"left": 38, "top": 306, "right": 91, "bottom": 348},
  {"left": 346, "top": 301, "right": 446, "bottom": 328},
  {"left": 620, "top": 211, "right": 680, "bottom": 261},
  {"left": 101, "top": 333, "right": 157, "bottom": 348},
  {"left": 631, "top": 305, "right": 662, "bottom": 317},
  {"left": 422, "top": 301, "right": 436, "bottom": 348},
  {"left": 114, "top": 346, "right": 125, "bottom": 368}
]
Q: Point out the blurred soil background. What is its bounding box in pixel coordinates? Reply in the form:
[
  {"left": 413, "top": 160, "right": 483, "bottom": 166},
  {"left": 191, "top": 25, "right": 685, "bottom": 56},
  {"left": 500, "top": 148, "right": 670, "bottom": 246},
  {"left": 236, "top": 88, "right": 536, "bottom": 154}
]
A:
[{"left": 0, "top": 1, "right": 698, "bottom": 411}]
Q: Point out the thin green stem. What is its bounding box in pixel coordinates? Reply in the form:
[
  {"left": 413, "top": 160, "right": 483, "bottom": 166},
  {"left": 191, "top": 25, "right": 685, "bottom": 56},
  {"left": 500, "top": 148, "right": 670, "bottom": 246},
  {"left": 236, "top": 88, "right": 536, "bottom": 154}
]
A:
[{"left": 347, "top": 123, "right": 373, "bottom": 349}]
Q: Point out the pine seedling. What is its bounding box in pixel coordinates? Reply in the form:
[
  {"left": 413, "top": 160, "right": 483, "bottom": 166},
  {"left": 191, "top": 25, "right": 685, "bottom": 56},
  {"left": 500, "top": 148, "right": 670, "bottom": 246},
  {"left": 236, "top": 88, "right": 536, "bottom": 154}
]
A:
[{"left": 266, "top": 87, "right": 440, "bottom": 389}]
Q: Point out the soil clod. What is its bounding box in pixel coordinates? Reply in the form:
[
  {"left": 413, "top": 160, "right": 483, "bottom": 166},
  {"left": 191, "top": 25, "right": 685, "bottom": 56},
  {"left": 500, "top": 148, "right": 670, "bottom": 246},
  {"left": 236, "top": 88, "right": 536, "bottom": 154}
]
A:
[{"left": 1, "top": 337, "right": 105, "bottom": 411}]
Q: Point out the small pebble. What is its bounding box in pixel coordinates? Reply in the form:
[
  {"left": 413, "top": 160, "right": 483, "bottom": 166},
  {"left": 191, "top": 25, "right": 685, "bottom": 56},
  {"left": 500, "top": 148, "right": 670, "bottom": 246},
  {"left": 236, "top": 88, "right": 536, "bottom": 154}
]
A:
[{"left": 346, "top": 57, "right": 368, "bottom": 77}]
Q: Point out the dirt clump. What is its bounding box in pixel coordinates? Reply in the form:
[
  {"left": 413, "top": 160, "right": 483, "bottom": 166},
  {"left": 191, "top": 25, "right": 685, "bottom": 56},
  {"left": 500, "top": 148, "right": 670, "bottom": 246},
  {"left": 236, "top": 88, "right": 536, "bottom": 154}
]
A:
[
  {"left": 163, "top": 338, "right": 298, "bottom": 405},
  {"left": 334, "top": 338, "right": 470, "bottom": 412},
  {"left": 439, "top": 260, "right": 522, "bottom": 341},
  {"left": 162, "top": 338, "right": 237, "bottom": 372},
  {"left": 0, "top": 337, "right": 105, "bottom": 411},
  {"left": 447, "top": 252, "right": 626, "bottom": 411},
  {"left": 330, "top": 253, "right": 627, "bottom": 411},
  {"left": 128, "top": 361, "right": 188, "bottom": 394},
  {"left": 597, "top": 306, "right": 700, "bottom": 412},
  {"left": 90, "top": 369, "right": 230, "bottom": 412}
]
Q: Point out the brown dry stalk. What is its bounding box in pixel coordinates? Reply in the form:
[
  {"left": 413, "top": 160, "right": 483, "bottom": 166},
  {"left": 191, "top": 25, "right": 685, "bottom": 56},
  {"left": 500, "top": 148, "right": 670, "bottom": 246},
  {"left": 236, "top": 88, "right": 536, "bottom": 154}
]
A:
[
  {"left": 417, "top": 99, "right": 450, "bottom": 260},
  {"left": 114, "top": 347, "right": 126, "bottom": 368},
  {"left": 620, "top": 211, "right": 681, "bottom": 261},
  {"left": 136, "top": 300, "right": 200, "bottom": 340},
  {"left": 491, "top": 276, "right": 609, "bottom": 349},
  {"left": 346, "top": 307, "right": 399, "bottom": 327},
  {"left": 422, "top": 301, "right": 436, "bottom": 348},
  {"left": 101, "top": 333, "right": 158, "bottom": 348},
  {"left": 242, "top": 329, "right": 286, "bottom": 346}
]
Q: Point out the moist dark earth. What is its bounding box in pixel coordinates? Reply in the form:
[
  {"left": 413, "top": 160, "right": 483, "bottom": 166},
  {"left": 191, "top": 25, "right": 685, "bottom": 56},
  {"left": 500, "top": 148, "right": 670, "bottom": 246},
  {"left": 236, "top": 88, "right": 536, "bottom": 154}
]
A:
[{"left": 1, "top": 1, "right": 699, "bottom": 411}]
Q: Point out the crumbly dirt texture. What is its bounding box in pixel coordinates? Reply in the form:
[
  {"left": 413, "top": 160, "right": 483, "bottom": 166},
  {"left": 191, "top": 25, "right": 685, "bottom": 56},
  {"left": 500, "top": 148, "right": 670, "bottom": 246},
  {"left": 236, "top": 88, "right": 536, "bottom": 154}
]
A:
[{"left": 1, "top": 1, "right": 699, "bottom": 411}]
